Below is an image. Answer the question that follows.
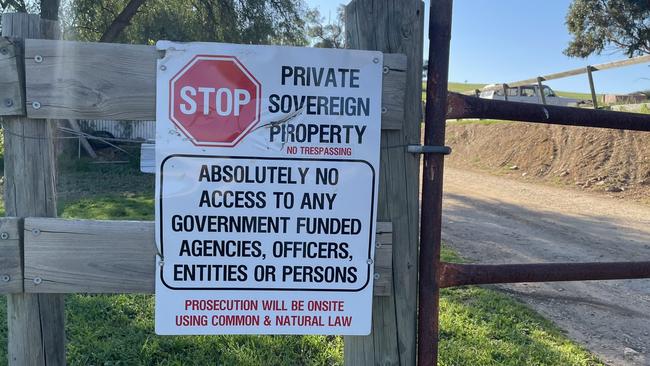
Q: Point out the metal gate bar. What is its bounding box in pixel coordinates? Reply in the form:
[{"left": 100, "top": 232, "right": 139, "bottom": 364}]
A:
[
  {"left": 418, "top": 1, "right": 650, "bottom": 365},
  {"left": 447, "top": 92, "right": 650, "bottom": 131},
  {"left": 439, "top": 261, "right": 650, "bottom": 288}
]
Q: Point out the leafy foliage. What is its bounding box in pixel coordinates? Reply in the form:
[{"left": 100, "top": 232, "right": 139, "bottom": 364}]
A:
[
  {"left": 0, "top": 0, "right": 59, "bottom": 17},
  {"left": 0, "top": 0, "right": 39, "bottom": 16},
  {"left": 306, "top": 5, "right": 345, "bottom": 48},
  {"left": 565, "top": 0, "right": 650, "bottom": 57},
  {"left": 62, "top": 0, "right": 310, "bottom": 45},
  {"left": 3, "top": 0, "right": 339, "bottom": 49},
  {"left": 0, "top": 0, "right": 28, "bottom": 13}
]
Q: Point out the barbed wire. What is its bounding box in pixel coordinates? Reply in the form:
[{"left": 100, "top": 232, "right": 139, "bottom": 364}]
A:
[
  {"left": 0, "top": 122, "right": 150, "bottom": 143},
  {"left": 1, "top": 126, "right": 79, "bottom": 140},
  {"left": 57, "top": 127, "right": 134, "bottom": 155}
]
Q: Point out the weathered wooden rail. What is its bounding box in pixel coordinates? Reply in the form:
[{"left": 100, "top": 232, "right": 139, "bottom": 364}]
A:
[
  {"left": 0, "top": 218, "right": 394, "bottom": 295},
  {"left": 3, "top": 39, "right": 408, "bottom": 130}
]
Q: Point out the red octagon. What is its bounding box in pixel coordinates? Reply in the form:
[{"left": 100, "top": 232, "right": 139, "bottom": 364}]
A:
[{"left": 169, "top": 55, "right": 261, "bottom": 147}]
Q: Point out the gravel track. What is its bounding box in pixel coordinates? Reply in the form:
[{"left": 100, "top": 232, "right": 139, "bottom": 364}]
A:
[{"left": 443, "top": 167, "right": 650, "bottom": 366}]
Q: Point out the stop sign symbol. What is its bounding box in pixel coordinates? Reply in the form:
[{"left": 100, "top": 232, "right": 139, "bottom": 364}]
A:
[{"left": 169, "top": 55, "right": 261, "bottom": 146}]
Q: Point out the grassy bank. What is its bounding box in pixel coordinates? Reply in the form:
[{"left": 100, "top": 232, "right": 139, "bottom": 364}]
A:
[
  {"left": 0, "top": 160, "right": 602, "bottom": 365},
  {"left": 438, "top": 250, "right": 601, "bottom": 366}
]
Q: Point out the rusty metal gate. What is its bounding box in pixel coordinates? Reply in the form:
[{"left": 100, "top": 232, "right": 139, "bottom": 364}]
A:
[{"left": 418, "top": 1, "right": 650, "bottom": 365}]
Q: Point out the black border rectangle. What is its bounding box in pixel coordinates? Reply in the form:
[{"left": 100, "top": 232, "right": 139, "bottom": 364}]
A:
[{"left": 158, "top": 154, "right": 376, "bottom": 292}]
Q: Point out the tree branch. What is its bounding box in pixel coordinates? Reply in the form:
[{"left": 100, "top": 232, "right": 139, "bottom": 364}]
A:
[
  {"left": 3, "top": 0, "right": 27, "bottom": 12},
  {"left": 99, "top": 0, "right": 147, "bottom": 42},
  {"left": 40, "top": 0, "right": 60, "bottom": 20}
]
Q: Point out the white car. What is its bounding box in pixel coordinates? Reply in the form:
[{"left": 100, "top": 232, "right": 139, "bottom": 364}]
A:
[{"left": 479, "top": 84, "right": 584, "bottom": 107}]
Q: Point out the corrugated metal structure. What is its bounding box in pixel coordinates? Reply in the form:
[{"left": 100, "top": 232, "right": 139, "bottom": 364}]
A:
[
  {"left": 140, "top": 143, "right": 155, "bottom": 173},
  {"left": 79, "top": 119, "right": 155, "bottom": 141},
  {"left": 603, "top": 93, "right": 648, "bottom": 105}
]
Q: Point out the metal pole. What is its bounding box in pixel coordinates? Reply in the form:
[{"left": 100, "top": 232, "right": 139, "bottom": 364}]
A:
[
  {"left": 587, "top": 66, "right": 599, "bottom": 108},
  {"left": 439, "top": 261, "right": 650, "bottom": 288},
  {"left": 537, "top": 77, "right": 547, "bottom": 105},
  {"left": 446, "top": 92, "right": 650, "bottom": 131},
  {"left": 418, "top": 0, "right": 453, "bottom": 365}
]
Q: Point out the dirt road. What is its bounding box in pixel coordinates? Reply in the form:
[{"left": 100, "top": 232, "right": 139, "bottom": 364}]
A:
[{"left": 442, "top": 167, "right": 650, "bottom": 366}]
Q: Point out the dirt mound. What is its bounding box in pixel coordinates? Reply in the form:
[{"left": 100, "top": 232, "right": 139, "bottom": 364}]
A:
[{"left": 445, "top": 122, "right": 650, "bottom": 204}]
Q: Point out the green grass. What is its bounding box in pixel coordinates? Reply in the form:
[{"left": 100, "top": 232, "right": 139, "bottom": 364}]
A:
[
  {"left": 60, "top": 194, "right": 154, "bottom": 220},
  {"left": 0, "top": 298, "right": 4, "bottom": 363},
  {"left": 438, "top": 249, "right": 601, "bottom": 365},
  {"left": 0, "top": 159, "right": 603, "bottom": 365},
  {"left": 554, "top": 90, "right": 601, "bottom": 101},
  {"left": 442, "top": 81, "right": 602, "bottom": 102},
  {"left": 448, "top": 82, "right": 487, "bottom": 94},
  {"left": 65, "top": 294, "right": 342, "bottom": 365},
  {"left": 439, "top": 287, "right": 602, "bottom": 366},
  {"left": 424, "top": 82, "right": 487, "bottom": 100}
]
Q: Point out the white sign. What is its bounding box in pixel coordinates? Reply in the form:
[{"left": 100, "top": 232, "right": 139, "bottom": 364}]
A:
[{"left": 155, "top": 41, "right": 383, "bottom": 335}]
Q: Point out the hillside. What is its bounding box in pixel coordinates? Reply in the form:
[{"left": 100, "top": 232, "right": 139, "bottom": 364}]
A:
[
  {"left": 446, "top": 82, "right": 600, "bottom": 101},
  {"left": 447, "top": 82, "right": 487, "bottom": 93},
  {"left": 445, "top": 122, "right": 650, "bottom": 206}
]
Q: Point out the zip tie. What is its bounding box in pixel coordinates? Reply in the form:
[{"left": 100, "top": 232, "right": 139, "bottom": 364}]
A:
[{"left": 154, "top": 244, "right": 164, "bottom": 266}]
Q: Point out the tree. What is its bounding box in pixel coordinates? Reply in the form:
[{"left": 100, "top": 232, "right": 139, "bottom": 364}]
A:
[
  {"left": 565, "top": 0, "right": 650, "bottom": 58},
  {"left": 98, "top": 0, "right": 147, "bottom": 42},
  {"left": 40, "top": 0, "right": 60, "bottom": 20},
  {"left": 63, "top": 0, "right": 310, "bottom": 46},
  {"left": 1, "top": 0, "right": 27, "bottom": 12},
  {"left": 0, "top": 0, "right": 58, "bottom": 34},
  {"left": 0, "top": 0, "right": 58, "bottom": 18},
  {"left": 306, "top": 5, "right": 345, "bottom": 48},
  {"left": 0, "top": 0, "right": 40, "bottom": 15}
]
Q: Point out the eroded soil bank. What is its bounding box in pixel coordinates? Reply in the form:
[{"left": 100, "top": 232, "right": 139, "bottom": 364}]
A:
[{"left": 445, "top": 122, "right": 650, "bottom": 206}]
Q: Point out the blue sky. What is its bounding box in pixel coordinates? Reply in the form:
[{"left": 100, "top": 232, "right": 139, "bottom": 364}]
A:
[{"left": 307, "top": 0, "right": 650, "bottom": 94}]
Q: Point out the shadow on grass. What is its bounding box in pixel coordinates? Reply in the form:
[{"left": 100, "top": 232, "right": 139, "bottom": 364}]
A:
[
  {"left": 439, "top": 286, "right": 602, "bottom": 366},
  {"left": 59, "top": 194, "right": 154, "bottom": 221},
  {"left": 65, "top": 294, "right": 342, "bottom": 366},
  {"left": 438, "top": 246, "right": 601, "bottom": 365}
]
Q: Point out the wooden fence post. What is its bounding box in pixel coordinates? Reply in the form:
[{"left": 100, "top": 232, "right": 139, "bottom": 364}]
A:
[
  {"left": 2, "top": 13, "right": 66, "bottom": 366},
  {"left": 344, "top": 1, "right": 424, "bottom": 365}
]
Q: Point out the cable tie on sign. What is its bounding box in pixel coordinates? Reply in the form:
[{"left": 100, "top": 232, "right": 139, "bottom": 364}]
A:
[{"left": 154, "top": 244, "right": 164, "bottom": 266}]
